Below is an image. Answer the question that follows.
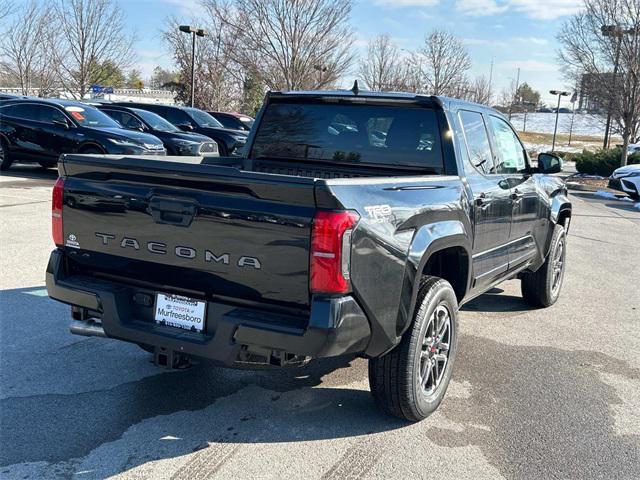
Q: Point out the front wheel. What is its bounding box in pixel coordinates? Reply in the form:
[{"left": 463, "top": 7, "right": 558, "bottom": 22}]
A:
[
  {"left": 368, "top": 276, "right": 459, "bottom": 422},
  {"left": 0, "top": 139, "right": 12, "bottom": 171},
  {"left": 521, "top": 224, "right": 566, "bottom": 307}
]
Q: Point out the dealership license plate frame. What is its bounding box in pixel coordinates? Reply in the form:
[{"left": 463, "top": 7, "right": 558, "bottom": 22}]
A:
[{"left": 154, "top": 293, "right": 206, "bottom": 333}]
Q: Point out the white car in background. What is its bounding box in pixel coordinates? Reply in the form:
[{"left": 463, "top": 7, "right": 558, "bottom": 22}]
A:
[{"left": 609, "top": 164, "right": 640, "bottom": 201}]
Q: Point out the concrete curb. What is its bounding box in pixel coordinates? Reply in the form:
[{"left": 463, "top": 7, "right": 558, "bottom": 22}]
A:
[{"left": 566, "top": 182, "right": 597, "bottom": 192}]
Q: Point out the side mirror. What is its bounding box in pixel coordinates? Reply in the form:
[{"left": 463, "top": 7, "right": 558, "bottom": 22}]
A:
[
  {"left": 177, "top": 123, "right": 194, "bottom": 132},
  {"left": 538, "top": 153, "right": 563, "bottom": 174},
  {"left": 53, "top": 118, "right": 70, "bottom": 129}
]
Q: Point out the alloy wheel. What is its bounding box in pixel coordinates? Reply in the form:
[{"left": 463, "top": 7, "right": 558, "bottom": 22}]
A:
[
  {"left": 551, "top": 237, "right": 565, "bottom": 295},
  {"left": 419, "top": 304, "right": 451, "bottom": 395}
]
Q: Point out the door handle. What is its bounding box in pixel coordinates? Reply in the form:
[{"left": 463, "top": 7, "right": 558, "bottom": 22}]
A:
[{"left": 510, "top": 189, "right": 524, "bottom": 201}]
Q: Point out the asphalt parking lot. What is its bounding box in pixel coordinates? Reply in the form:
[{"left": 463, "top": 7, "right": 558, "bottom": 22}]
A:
[{"left": 1, "top": 165, "right": 639, "bottom": 480}]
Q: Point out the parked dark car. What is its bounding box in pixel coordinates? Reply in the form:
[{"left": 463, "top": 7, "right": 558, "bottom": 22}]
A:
[
  {"left": 47, "top": 90, "right": 571, "bottom": 422},
  {"left": 112, "top": 103, "right": 248, "bottom": 156},
  {"left": 207, "top": 111, "right": 254, "bottom": 131},
  {"left": 96, "top": 105, "right": 219, "bottom": 157},
  {"left": 0, "top": 93, "right": 25, "bottom": 101},
  {"left": 0, "top": 98, "right": 165, "bottom": 170}
]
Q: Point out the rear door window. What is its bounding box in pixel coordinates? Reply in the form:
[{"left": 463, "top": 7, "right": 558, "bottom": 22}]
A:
[
  {"left": 458, "top": 110, "right": 494, "bottom": 175},
  {"left": 1, "top": 103, "right": 39, "bottom": 121},
  {"left": 251, "top": 102, "right": 444, "bottom": 172}
]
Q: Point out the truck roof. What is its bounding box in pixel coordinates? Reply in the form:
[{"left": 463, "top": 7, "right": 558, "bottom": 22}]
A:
[{"left": 267, "top": 88, "right": 496, "bottom": 114}]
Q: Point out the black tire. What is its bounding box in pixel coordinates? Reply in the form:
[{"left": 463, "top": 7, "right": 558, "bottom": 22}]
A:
[
  {"left": 0, "top": 138, "right": 13, "bottom": 171},
  {"left": 521, "top": 223, "right": 566, "bottom": 307},
  {"left": 368, "top": 276, "right": 459, "bottom": 422}
]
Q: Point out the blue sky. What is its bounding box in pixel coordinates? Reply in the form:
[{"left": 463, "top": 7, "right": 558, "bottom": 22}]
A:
[{"left": 81, "top": 0, "right": 586, "bottom": 106}]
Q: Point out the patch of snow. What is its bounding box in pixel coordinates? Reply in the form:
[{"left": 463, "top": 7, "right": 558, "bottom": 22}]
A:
[
  {"left": 524, "top": 142, "right": 585, "bottom": 155},
  {"left": 510, "top": 113, "right": 612, "bottom": 138}
]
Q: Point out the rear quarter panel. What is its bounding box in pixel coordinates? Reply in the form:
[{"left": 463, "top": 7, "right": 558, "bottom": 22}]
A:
[{"left": 319, "top": 176, "right": 471, "bottom": 356}]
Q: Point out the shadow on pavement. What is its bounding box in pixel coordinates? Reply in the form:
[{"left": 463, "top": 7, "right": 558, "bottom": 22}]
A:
[
  {"left": 462, "top": 287, "right": 533, "bottom": 313},
  {"left": 0, "top": 286, "right": 403, "bottom": 476},
  {"left": 429, "top": 335, "right": 640, "bottom": 479}
]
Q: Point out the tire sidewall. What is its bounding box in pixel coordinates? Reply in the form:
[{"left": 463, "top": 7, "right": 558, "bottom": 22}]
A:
[
  {"left": 410, "top": 280, "right": 459, "bottom": 418},
  {"left": 0, "top": 139, "right": 12, "bottom": 170},
  {"left": 545, "top": 225, "right": 566, "bottom": 304}
]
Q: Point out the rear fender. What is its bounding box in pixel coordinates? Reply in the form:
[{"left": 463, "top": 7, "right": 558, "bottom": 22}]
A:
[
  {"left": 550, "top": 193, "right": 572, "bottom": 228},
  {"left": 538, "top": 192, "right": 572, "bottom": 266},
  {"left": 365, "top": 220, "right": 471, "bottom": 357}
]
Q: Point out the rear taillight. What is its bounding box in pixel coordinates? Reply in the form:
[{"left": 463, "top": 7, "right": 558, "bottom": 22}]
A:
[
  {"left": 52, "top": 177, "right": 65, "bottom": 247},
  {"left": 310, "top": 210, "right": 360, "bottom": 294}
]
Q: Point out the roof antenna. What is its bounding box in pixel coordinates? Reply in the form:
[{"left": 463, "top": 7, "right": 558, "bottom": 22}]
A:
[{"left": 351, "top": 80, "right": 359, "bottom": 95}]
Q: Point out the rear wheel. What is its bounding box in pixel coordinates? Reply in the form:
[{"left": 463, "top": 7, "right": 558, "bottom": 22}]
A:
[
  {"left": 0, "top": 139, "right": 13, "bottom": 171},
  {"left": 368, "top": 276, "right": 458, "bottom": 422},
  {"left": 521, "top": 224, "right": 566, "bottom": 307}
]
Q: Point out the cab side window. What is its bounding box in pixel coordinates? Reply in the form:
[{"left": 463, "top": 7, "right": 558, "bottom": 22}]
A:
[
  {"left": 488, "top": 115, "right": 527, "bottom": 173},
  {"left": 459, "top": 110, "right": 494, "bottom": 175}
]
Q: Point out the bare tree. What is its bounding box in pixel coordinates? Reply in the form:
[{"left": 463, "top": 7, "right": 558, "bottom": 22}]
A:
[
  {"left": 558, "top": 0, "right": 640, "bottom": 165},
  {"left": 52, "top": 0, "right": 135, "bottom": 99},
  {"left": 0, "top": 1, "right": 57, "bottom": 95},
  {"left": 359, "top": 35, "right": 407, "bottom": 91},
  {"left": 498, "top": 78, "right": 518, "bottom": 108},
  {"left": 206, "top": 0, "right": 355, "bottom": 91},
  {"left": 0, "top": 1, "right": 13, "bottom": 20},
  {"left": 471, "top": 75, "right": 493, "bottom": 105},
  {"left": 409, "top": 30, "right": 471, "bottom": 96},
  {"left": 163, "top": 14, "right": 246, "bottom": 110}
]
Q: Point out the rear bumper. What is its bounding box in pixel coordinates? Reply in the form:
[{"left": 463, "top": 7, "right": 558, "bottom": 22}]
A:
[{"left": 46, "top": 250, "right": 371, "bottom": 365}]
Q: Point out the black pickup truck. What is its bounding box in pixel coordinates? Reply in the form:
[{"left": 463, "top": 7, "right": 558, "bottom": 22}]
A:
[{"left": 46, "top": 90, "right": 571, "bottom": 421}]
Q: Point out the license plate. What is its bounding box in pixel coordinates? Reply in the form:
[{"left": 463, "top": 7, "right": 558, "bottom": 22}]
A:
[{"left": 154, "top": 293, "right": 206, "bottom": 332}]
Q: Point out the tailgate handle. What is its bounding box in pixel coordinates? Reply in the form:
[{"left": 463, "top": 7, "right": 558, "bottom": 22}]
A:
[{"left": 148, "top": 197, "right": 197, "bottom": 227}]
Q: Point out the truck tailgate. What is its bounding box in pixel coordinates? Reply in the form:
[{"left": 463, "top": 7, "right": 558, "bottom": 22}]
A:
[{"left": 59, "top": 155, "right": 317, "bottom": 308}]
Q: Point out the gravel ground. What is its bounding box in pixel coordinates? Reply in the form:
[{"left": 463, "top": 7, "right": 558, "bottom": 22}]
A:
[{"left": 1, "top": 164, "right": 639, "bottom": 480}]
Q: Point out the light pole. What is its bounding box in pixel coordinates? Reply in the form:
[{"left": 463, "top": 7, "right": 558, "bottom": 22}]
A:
[
  {"left": 550, "top": 90, "right": 570, "bottom": 152},
  {"left": 508, "top": 67, "right": 520, "bottom": 121},
  {"left": 568, "top": 90, "right": 578, "bottom": 147},
  {"left": 179, "top": 25, "right": 207, "bottom": 108}
]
